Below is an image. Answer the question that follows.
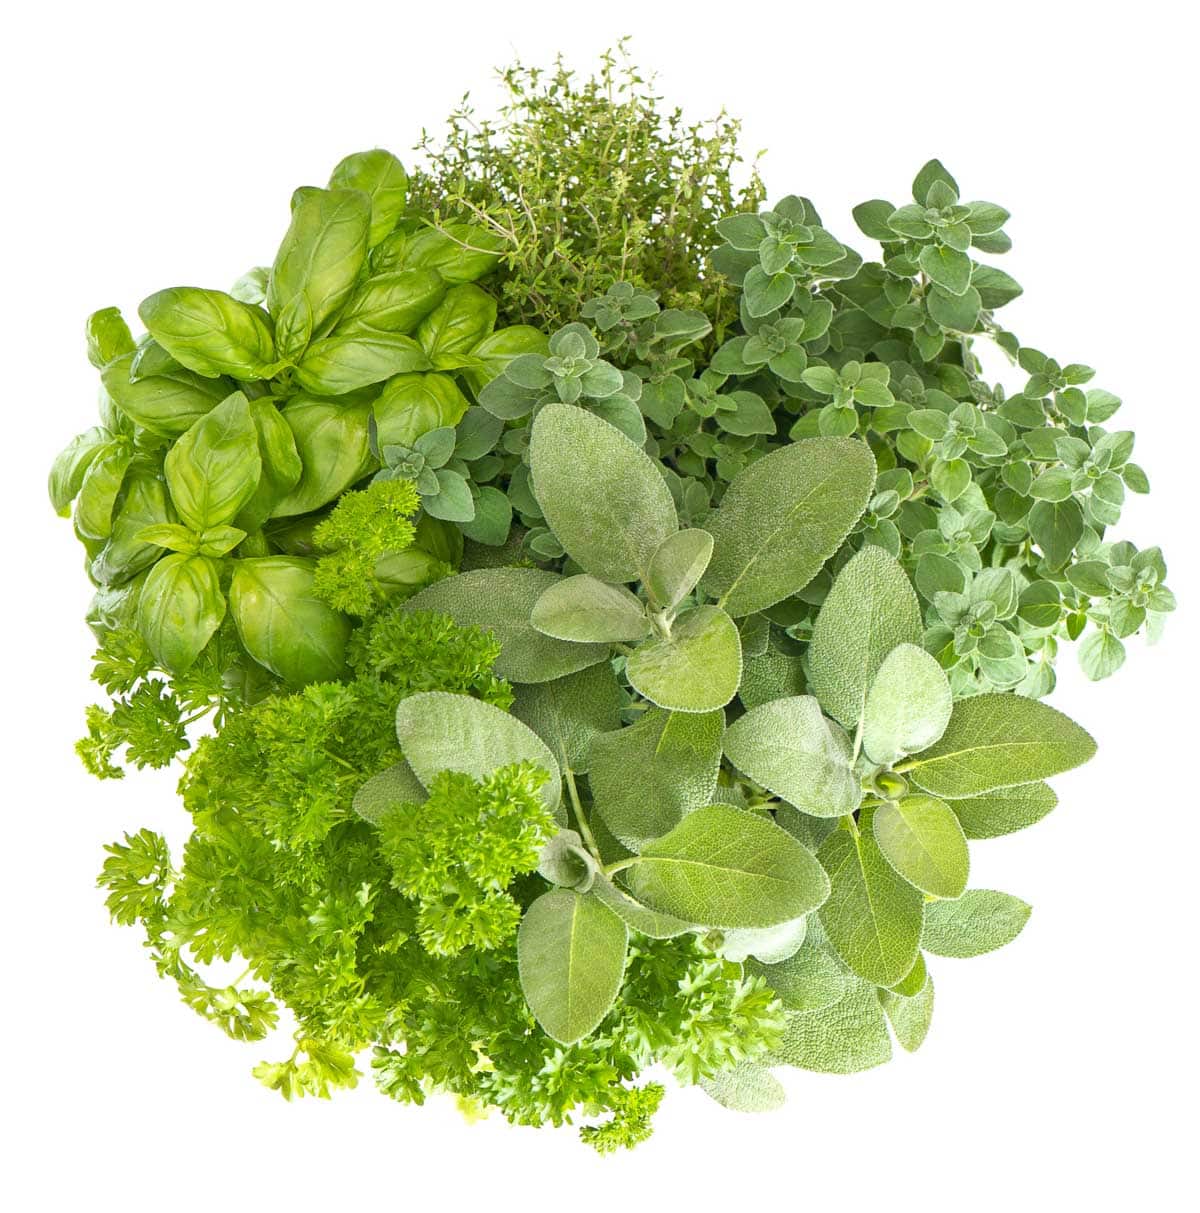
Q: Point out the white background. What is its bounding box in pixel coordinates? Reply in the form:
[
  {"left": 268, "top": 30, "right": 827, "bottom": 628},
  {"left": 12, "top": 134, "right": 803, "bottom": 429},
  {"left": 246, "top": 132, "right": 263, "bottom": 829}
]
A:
[{"left": 3, "top": 3, "right": 1196, "bottom": 1209}]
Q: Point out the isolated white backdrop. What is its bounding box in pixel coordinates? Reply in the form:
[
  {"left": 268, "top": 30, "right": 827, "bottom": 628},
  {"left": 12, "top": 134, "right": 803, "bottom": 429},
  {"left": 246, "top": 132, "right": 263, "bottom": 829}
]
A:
[{"left": 3, "top": 3, "right": 1195, "bottom": 1209}]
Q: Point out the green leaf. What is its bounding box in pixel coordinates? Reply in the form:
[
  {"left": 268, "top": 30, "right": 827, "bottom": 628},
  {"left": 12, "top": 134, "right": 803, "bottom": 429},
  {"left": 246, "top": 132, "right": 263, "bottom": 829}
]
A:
[
  {"left": 625, "top": 605, "right": 742, "bottom": 713},
  {"left": 100, "top": 353, "right": 228, "bottom": 438},
  {"left": 1079, "top": 629, "right": 1126, "bottom": 680},
  {"left": 927, "top": 285, "right": 981, "bottom": 332},
  {"left": 880, "top": 973, "right": 935, "bottom": 1052},
  {"left": 139, "top": 288, "right": 279, "bottom": 380},
  {"left": 624, "top": 804, "right": 830, "bottom": 928},
  {"left": 459, "top": 486, "right": 512, "bottom": 547},
  {"left": 394, "top": 690, "right": 561, "bottom": 815},
  {"left": 517, "top": 890, "right": 628, "bottom": 1045},
  {"left": 644, "top": 528, "right": 714, "bottom": 611},
  {"left": 912, "top": 159, "right": 959, "bottom": 204},
  {"left": 531, "top": 575, "right": 649, "bottom": 643},
  {"left": 327, "top": 149, "right": 408, "bottom": 247},
  {"left": 417, "top": 283, "right": 497, "bottom": 362},
  {"left": 537, "top": 829, "right": 599, "bottom": 891},
  {"left": 771, "top": 978, "right": 892, "bottom": 1074},
  {"left": 374, "top": 373, "right": 470, "bottom": 448},
  {"left": 136, "top": 553, "right": 226, "bottom": 673},
  {"left": 852, "top": 199, "right": 898, "bottom": 241},
  {"left": 404, "top": 568, "right": 610, "bottom": 683},
  {"left": 589, "top": 875, "right": 694, "bottom": 938},
  {"left": 722, "top": 695, "right": 859, "bottom": 819},
  {"left": 861, "top": 643, "right": 953, "bottom": 766},
  {"left": 919, "top": 245, "right": 972, "bottom": 296},
  {"left": 271, "top": 399, "right": 374, "bottom": 517},
  {"left": 743, "top": 266, "right": 795, "bottom": 317},
  {"left": 529, "top": 403, "right": 678, "bottom": 583},
  {"left": 73, "top": 443, "right": 133, "bottom": 541},
  {"left": 164, "top": 392, "right": 262, "bottom": 531},
  {"left": 905, "top": 693, "right": 1096, "bottom": 798},
  {"left": 746, "top": 936, "right": 848, "bottom": 1012},
  {"left": 335, "top": 269, "right": 446, "bottom": 337},
  {"left": 294, "top": 331, "right": 430, "bottom": 395},
  {"left": 352, "top": 759, "right": 427, "bottom": 824},
  {"left": 589, "top": 708, "right": 724, "bottom": 851},
  {"left": 1029, "top": 498, "right": 1084, "bottom": 570},
  {"left": 510, "top": 663, "right": 622, "bottom": 775},
  {"left": 49, "top": 428, "right": 115, "bottom": 516},
  {"left": 817, "top": 816, "right": 924, "bottom": 986},
  {"left": 950, "top": 781, "right": 1058, "bottom": 840},
  {"left": 423, "top": 468, "right": 475, "bottom": 522},
  {"left": 922, "top": 889, "right": 1031, "bottom": 958},
  {"left": 719, "top": 916, "right": 808, "bottom": 964},
  {"left": 872, "top": 795, "right": 970, "bottom": 898},
  {"left": 86, "top": 306, "right": 136, "bottom": 368},
  {"left": 237, "top": 396, "right": 303, "bottom": 531},
  {"left": 808, "top": 546, "right": 922, "bottom": 729},
  {"left": 702, "top": 438, "right": 876, "bottom": 617},
  {"left": 229, "top": 556, "right": 351, "bottom": 685},
  {"left": 699, "top": 1063, "right": 786, "bottom": 1113}
]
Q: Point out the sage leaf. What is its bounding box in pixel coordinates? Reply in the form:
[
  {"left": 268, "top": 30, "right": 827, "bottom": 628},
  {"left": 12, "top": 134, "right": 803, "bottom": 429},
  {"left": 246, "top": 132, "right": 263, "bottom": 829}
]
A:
[
  {"left": 590, "top": 874, "right": 694, "bottom": 938},
  {"left": 770, "top": 979, "right": 892, "bottom": 1074},
  {"left": 950, "top": 781, "right": 1058, "bottom": 840},
  {"left": 872, "top": 794, "right": 970, "bottom": 899},
  {"left": 808, "top": 546, "right": 922, "bottom": 729},
  {"left": 624, "top": 804, "right": 830, "bottom": 928},
  {"left": 529, "top": 403, "right": 678, "bottom": 584},
  {"left": 905, "top": 693, "right": 1096, "bottom": 798},
  {"left": 702, "top": 437, "right": 876, "bottom": 617},
  {"left": 139, "top": 288, "right": 280, "bottom": 380},
  {"left": 531, "top": 575, "right": 650, "bottom": 643},
  {"left": 723, "top": 695, "right": 859, "bottom": 819},
  {"left": 164, "top": 392, "right": 262, "bottom": 531},
  {"left": 517, "top": 890, "right": 628, "bottom": 1045},
  {"left": 229, "top": 556, "right": 351, "bottom": 685},
  {"left": 404, "top": 568, "right": 609, "bottom": 683},
  {"left": 922, "top": 889, "right": 1031, "bottom": 958},
  {"left": 352, "top": 759, "right": 426, "bottom": 824},
  {"left": 699, "top": 1063, "right": 786, "bottom": 1113},
  {"left": 137, "top": 552, "right": 226, "bottom": 673},
  {"left": 880, "top": 973, "right": 935, "bottom": 1052},
  {"left": 817, "top": 815, "right": 924, "bottom": 986},
  {"left": 394, "top": 690, "right": 561, "bottom": 815},
  {"left": 589, "top": 707, "right": 724, "bottom": 851},
  {"left": 510, "top": 663, "right": 622, "bottom": 776},
  {"left": 719, "top": 916, "right": 808, "bottom": 964},
  {"left": 644, "top": 528, "right": 714, "bottom": 611},
  {"left": 861, "top": 642, "right": 953, "bottom": 766},
  {"left": 747, "top": 935, "right": 848, "bottom": 1012},
  {"left": 625, "top": 605, "right": 742, "bottom": 712}
]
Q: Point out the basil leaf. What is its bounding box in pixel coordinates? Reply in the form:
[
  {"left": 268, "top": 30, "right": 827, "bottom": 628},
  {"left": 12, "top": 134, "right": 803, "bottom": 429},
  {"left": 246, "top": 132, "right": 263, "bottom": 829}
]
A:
[
  {"left": 335, "top": 269, "right": 445, "bottom": 336},
  {"left": 517, "top": 890, "right": 628, "bottom": 1045},
  {"left": 236, "top": 397, "right": 303, "bottom": 531},
  {"left": 293, "top": 331, "right": 429, "bottom": 396},
  {"left": 136, "top": 552, "right": 226, "bottom": 673},
  {"left": 905, "top": 694, "right": 1096, "bottom": 798},
  {"left": 327, "top": 149, "right": 408, "bottom": 248},
  {"left": 529, "top": 403, "right": 678, "bottom": 584},
  {"left": 229, "top": 556, "right": 350, "bottom": 686},
  {"left": 459, "top": 325, "right": 550, "bottom": 395},
  {"left": 922, "top": 889, "right": 1031, "bottom": 958},
  {"left": 702, "top": 437, "right": 876, "bottom": 617},
  {"left": 74, "top": 442, "right": 134, "bottom": 541},
  {"left": 85, "top": 306, "right": 136, "bottom": 369},
  {"left": 872, "top": 794, "right": 970, "bottom": 898},
  {"left": 91, "top": 464, "right": 175, "bottom": 585},
  {"left": 138, "top": 288, "right": 279, "bottom": 380},
  {"left": 625, "top": 605, "right": 742, "bottom": 713},
  {"left": 270, "top": 399, "right": 374, "bottom": 518},
  {"left": 49, "top": 427, "right": 110, "bottom": 516},
  {"left": 398, "top": 222, "right": 506, "bottom": 283},
  {"left": 625, "top": 804, "right": 830, "bottom": 928},
  {"left": 374, "top": 373, "right": 470, "bottom": 448},
  {"left": 417, "top": 283, "right": 497, "bottom": 363},
  {"left": 808, "top": 546, "right": 922, "bottom": 729},
  {"left": 101, "top": 351, "right": 229, "bottom": 438}
]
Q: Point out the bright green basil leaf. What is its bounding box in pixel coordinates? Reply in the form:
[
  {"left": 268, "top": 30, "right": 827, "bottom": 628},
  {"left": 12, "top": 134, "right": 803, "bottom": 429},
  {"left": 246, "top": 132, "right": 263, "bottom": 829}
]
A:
[
  {"left": 373, "top": 373, "right": 470, "bottom": 448},
  {"left": 164, "top": 392, "right": 262, "bottom": 531},
  {"left": 531, "top": 574, "right": 650, "bottom": 643},
  {"left": 873, "top": 794, "right": 969, "bottom": 898},
  {"left": 92, "top": 465, "right": 176, "bottom": 584},
  {"left": 416, "top": 283, "right": 497, "bottom": 362},
  {"left": 922, "top": 889, "right": 1031, "bottom": 957},
  {"left": 294, "top": 331, "right": 429, "bottom": 395},
  {"left": 644, "top": 528, "right": 714, "bottom": 611},
  {"left": 817, "top": 815, "right": 924, "bottom": 986},
  {"left": 405, "top": 568, "right": 610, "bottom": 683},
  {"left": 905, "top": 693, "right": 1096, "bottom": 798},
  {"left": 86, "top": 306, "right": 136, "bottom": 368},
  {"left": 625, "top": 604, "right": 742, "bottom": 713},
  {"left": 589, "top": 707, "right": 724, "bottom": 851},
  {"left": 394, "top": 690, "right": 560, "bottom": 815},
  {"left": 49, "top": 428, "right": 111, "bottom": 516},
  {"left": 529, "top": 403, "right": 678, "bottom": 584},
  {"left": 229, "top": 556, "right": 350, "bottom": 685},
  {"left": 517, "top": 890, "right": 628, "bottom": 1045},
  {"left": 137, "top": 552, "right": 226, "bottom": 673},
  {"left": 270, "top": 398, "right": 374, "bottom": 518},
  {"left": 74, "top": 442, "right": 134, "bottom": 541},
  {"left": 327, "top": 149, "right": 408, "bottom": 247},
  {"left": 625, "top": 804, "right": 830, "bottom": 928},
  {"left": 335, "top": 269, "right": 445, "bottom": 336},
  {"left": 398, "top": 222, "right": 506, "bottom": 284},
  {"left": 703, "top": 437, "right": 876, "bottom": 617},
  {"left": 723, "top": 695, "right": 859, "bottom": 819},
  {"left": 808, "top": 546, "right": 922, "bottom": 729},
  {"left": 861, "top": 642, "right": 953, "bottom": 766},
  {"left": 100, "top": 352, "right": 229, "bottom": 438},
  {"left": 235, "top": 397, "right": 303, "bottom": 531},
  {"left": 139, "top": 288, "right": 279, "bottom": 379}
]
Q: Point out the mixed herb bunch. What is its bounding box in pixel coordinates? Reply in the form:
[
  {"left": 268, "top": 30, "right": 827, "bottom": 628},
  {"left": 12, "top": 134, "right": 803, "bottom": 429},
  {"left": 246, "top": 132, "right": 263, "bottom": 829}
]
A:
[{"left": 52, "top": 51, "right": 1171, "bottom": 1151}]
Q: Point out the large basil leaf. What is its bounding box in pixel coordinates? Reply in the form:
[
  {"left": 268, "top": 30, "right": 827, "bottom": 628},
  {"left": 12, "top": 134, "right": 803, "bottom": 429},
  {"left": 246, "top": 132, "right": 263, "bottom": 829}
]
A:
[
  {"left": 510, "top": 663, "right": 623, "bottom": 775},
  {"left": 817, "top": 814, "right": 924, "bottom": 986},
  {"left": 236, "top": 398, "right": 303, "bottom": 530},
  {"left": 404, "top": 568, "right": 609, "bottom": 683},
  {"left": 625, "top": 604, "right": 742, "bottom": 712},
  {"left": 904, "top": 694, "right": 1096, "bottom": 797},
  {"left": 164, "top": 392, "right": 262, "bottom": 530},
  {"left": 138, "top": 288, "right": 279, "bottom": 380},
  {"left": 335, "top": 269, "right": 445, "bottom": 336},
  {"left": 270, "top": 398, "right": 374, "bottom": 517},
  {"left": 460, "top": 325, "right": 549, "bottom": 395},
  {"left": 91, "top": 461, "right": 174, "bottom": 585},
  {"left": 417, "top": 283, "right": 497, "bottom": 366},
  {"left": 624, "top": 803, "right": 830, "bottom": 928},
  {"left": 808, "top": 546, "right": 922, "bottom": 728},
  {"left": 267, "top": 187, "right": 372, "bottom": 359},
  {"left": 393, "top": 690, "right": 561, "bottom": 816},
  {"left": 74, "top": 441, "right": 134, "bottom": 541},
  {"left": 137, "top": 552, "right": 226, "bottom": 672},
  {"left": 517, "top": 890, "right": 628, "bottom": 1045},
  {"left": 588, "top": 707, "right": 724, "bottom": 851},
  {"left": 398, "top": 222, "right": 506, "bottom": 283},
  {"left": 722, "top": 695, "right": 860, "bottom": 818},
  {"left": 101, "top": 352, "right": 229, "bottom": 437},
  {"left": 327, "top": 149, "right": 408, "bottom": 248},
  {"left": 85, "top": 306, "right": 136, "bottom": 368},
  {"left": 293, "top": 331, "right": 429, "bottom": 395},
  {"left": 49, "top": 427, "right": 111, "bottom": 516},
  {"left": 702, "top": 437, "right": 876, "bottom": 617},
  {"left": 529, "top": 403, "right": 678, "bottom": 584},
  {"left": 373, "top": 373, "right": 470, "bottom": 448},
  {"left": 229, "top": 556, "right": 350, "bottom": 685}
]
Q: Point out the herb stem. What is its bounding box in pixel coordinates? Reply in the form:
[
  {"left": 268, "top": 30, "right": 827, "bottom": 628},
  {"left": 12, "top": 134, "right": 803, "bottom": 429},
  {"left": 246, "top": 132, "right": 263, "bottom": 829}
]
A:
[{"left": 563, "top": 766, "right": 602, "bottom": 862}]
